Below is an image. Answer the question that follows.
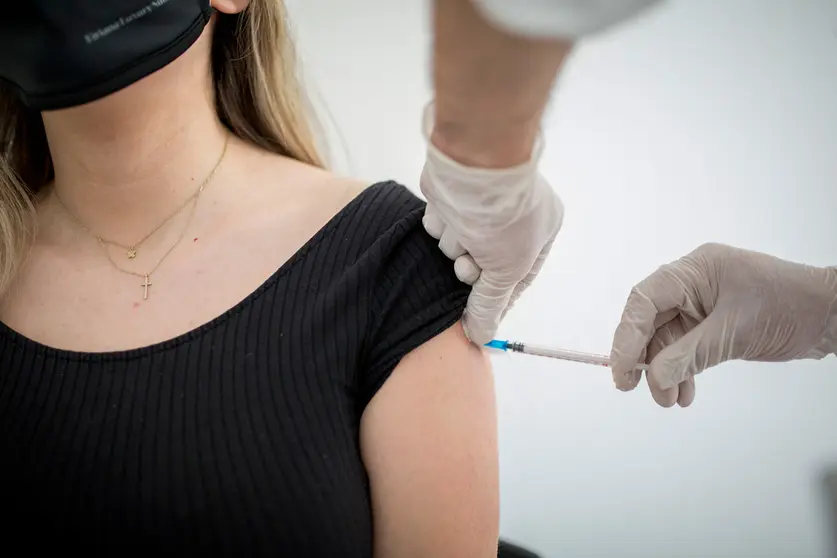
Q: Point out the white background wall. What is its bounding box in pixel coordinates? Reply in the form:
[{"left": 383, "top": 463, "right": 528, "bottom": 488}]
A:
[{"left": 285, "top": 1, "right": 837, "bottom": 556}]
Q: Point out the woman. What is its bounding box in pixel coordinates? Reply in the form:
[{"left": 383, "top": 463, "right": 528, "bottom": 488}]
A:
[{"left": 0, "top": 1, "right": 499, "bottom": 556}]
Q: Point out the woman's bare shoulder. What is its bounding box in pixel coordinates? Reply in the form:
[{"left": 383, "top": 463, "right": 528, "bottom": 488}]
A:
[{"left": 229, "top": 140, "right": 373, "bottom": 230}]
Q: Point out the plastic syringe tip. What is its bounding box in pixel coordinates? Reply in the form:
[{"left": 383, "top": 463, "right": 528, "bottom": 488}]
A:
[{"left": 484, "top": 339, "right": 509, "bottom": 351}]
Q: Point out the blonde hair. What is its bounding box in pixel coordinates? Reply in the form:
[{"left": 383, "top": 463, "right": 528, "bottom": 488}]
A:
[{"left": 0, "top": 0, "right": 323, "bottom": 298}]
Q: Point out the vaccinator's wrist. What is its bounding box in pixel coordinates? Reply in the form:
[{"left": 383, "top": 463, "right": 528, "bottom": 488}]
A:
[{"left": 429, "top": 117, "right": 540, "bottom": 169}]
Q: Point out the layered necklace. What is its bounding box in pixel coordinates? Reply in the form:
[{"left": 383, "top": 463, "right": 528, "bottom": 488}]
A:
[{"left": 54, "top": 136, "right": 229, "bottom": 300}]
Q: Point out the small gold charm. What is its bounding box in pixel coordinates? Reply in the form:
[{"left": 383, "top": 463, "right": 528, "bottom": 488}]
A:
[
  {"left": 127, "top": 247, "right": 137, "bottom": 259},
  {"left": 142, "top": 275, "right": 152, "bottom": 300}
]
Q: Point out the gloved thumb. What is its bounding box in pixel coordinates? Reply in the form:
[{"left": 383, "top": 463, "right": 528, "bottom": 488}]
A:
[
  {"left": 422, "top": 206, "right": 445, "bottom": 240},
  {"left": 647, "top": 310, "right": 731, "bottom": 390},
  {"left": 454, "top": 254, "right": 481, "bottom": 286},
  {"left": 463, "top": 272, "right": 515, "bottom": 346}
]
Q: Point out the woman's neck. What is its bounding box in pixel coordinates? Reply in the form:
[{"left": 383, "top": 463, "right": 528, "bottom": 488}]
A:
[{"left": 40, "top": 35, "right": 229, "bottom": 244}]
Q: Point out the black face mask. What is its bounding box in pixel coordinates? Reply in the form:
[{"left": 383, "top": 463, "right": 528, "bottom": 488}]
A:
[{"left": 0, "top": 0, "right": 214, "bottom": 111}]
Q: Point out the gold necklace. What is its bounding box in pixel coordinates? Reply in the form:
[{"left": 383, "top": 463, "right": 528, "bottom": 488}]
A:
[
  {"left": 100, "top": 193, "right": 200, "bottom": 300},
  {"left": 59, "top": 136, "right": 229, "bottom": 300},
  {"left": 55, "top": 137, "right": 227, "bottom": 260}
]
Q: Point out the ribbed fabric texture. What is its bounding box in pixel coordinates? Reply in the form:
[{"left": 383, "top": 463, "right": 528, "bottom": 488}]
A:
[{"left": 0, "top": 182, "right": 470, "bottom": 556}]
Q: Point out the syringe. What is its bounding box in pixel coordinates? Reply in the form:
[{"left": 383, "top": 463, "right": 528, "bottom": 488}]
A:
[{"left": 485, "top": 339, "right": 649, "bottom": 372}]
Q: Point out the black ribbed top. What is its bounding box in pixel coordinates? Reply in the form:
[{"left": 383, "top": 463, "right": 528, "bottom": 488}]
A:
[{"left": 0, "top": 182, "right": 470, "bottom": 556}]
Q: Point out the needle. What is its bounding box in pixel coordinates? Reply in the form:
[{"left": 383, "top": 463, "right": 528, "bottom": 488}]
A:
[{"left": 485, "top": 339, "right": 649, "bottom": 372}]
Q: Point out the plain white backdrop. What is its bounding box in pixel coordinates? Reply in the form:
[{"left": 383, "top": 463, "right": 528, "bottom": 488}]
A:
[{"left": 286, "top": 1, "right": 837, "bottom": 556}]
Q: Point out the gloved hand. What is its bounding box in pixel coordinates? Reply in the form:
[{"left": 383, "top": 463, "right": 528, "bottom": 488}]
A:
[
  {"left": 610, "top": 243, "right": 837, "bottom": 407},
  {"left": 419, "top": 106, "right": 564, "bottom": 345}
]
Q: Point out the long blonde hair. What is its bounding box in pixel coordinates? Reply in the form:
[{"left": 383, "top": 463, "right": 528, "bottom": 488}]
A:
[{"left": 0, "top": 0, "right": 323, "bottom": 298}]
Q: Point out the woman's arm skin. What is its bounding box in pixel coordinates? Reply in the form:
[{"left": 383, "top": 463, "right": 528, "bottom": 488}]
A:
[{"left": 360, "top": 323, "right": 499, "bottom": 557}]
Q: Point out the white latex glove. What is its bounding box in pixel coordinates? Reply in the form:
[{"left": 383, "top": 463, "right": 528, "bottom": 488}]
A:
[
  {"left": 419, "top": 108, "right": 564, "bottom": 345},
  {"left": 610, "top": 243, "right": 837, "bottom": 408}
]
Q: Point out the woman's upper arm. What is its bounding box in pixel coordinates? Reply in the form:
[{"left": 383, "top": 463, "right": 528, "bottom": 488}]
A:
[{"left": 359, "top": 322, "right": 499, "bottom": 558}]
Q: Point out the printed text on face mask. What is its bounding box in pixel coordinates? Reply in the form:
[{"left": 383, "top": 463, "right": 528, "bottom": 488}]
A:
[{"left": 84, "top": 0, "right": 173, "bottom": 44}]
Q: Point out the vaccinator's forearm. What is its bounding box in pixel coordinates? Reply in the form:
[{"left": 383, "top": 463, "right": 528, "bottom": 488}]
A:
[{"left": 430, "top": 0, "right": 572, "bottom": 168}]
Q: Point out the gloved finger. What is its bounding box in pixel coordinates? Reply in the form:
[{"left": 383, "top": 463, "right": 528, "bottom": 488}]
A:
[
  {"left": 530, "top": 237, "right": 556, "bottom": 276},
  {"left": 463, "top": 272, "right": 515, "bottom": 345},
  {"left": 645, "top": 371, "right": 679, "bottom": 408},
  {"left": 644, "top": 318, "right": 685, "bottom": 408},
  {"left": 677, "top": 375, "right": 696, "bottom": 408},
  {"left": 610, "top": 266, "right": 695, "bottom": 385},
  {"left": 454, "top": 254, "right": 481, "bottom": 285},
  {"left": 422, "top": 207, "right": 445, "bottom": 240},
  {"left": 645, "top": 314, "right": 687, "bottom": 363},
  {"left": 646, "top": 314, "right": 699, "bottom": 408},
  {"left": 503, "top": 280, "right": 527, "bottom": 320},
  {"left": 502, "top": 264, "right": 538, "bottom": 319},
  {"left": 649, "top": 310, "right": 728, "bottom": 390},
  {"left": 437, "top": 226, "right": 468, "bottom": 260},
  {"left": 502, "top": 238, "right": 556, "bottom": 319},
  {"left": 612, "top": 308, "right": 678, "bottom": 392},
  {"left": 615, "top": 345, "right": 646, "bottom": 392}
]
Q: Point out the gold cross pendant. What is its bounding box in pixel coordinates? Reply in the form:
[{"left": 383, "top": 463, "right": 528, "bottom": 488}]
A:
[
  {"left": 142, "top": 275, "right": 152, "bottom": 300},
  {"left": 127, "top": 247, "right": 137, "bottom": 259}
]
